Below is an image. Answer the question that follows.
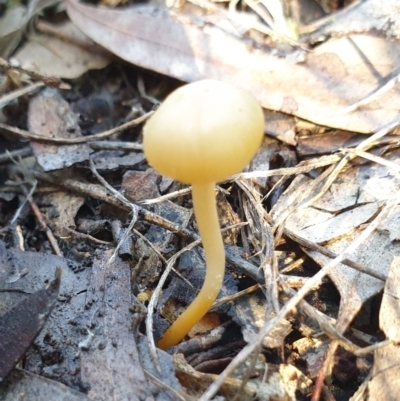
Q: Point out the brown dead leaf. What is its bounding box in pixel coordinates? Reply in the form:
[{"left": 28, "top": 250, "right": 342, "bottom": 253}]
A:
[
  {"left": 133, "top": 200, "right": 192, "bottom": 291},
  {"left": 14, "top": 20, "right": 110, "bottom": 79},
  {"left": 293, "top": 337, "right": 330, "bottom": 379},
  {"left": 0, "top": 268, "right": 60, "bottom": 383},
  {"left": 122, "top": 168, "right": 160, "bottom": 202},
  {"left": 264, "top": 110, "right": 297, "bottom": 146},
  {"left": 66, "top": 0, "right": 400, "bottom": 133},
  {"left": 297, "top": 131, "right": 400, "bottom": 157},
  {"left": 0, "top": 369, "right": 91, "bottom": 401},
  {"left": 367, "top": 343, "right": 400, "bottom": 401},
  {"left": 28, "top": 88, "right": 93, "bottom": 171},
  {"left": 80, "top": 250, "right": 156, "bottom": 401},
  {"left": 366, "top": 256, "right": 400, "bottom": 401},
  {"left": 0, "top": 6, "right": 26, "bottom": 57},
  {"left": 187, "top": 312, "right": 221, "bottom": 338},
  {"left": 0, "top": 240, "right": 89, "bottom": 388},
  {"left": 271, "top": 149, "right": 400, "bottom": 329},
  {"left": 0, "top": 0, "right": 62, "bottom": 57},
  {"left": 91, "top": 151, "right": 145, "bottom": 171},
  {"left": 315, "top": 0, "right": 400, "bottom": 40},
  {"left": 40, "top": 191, "right": 85, "bottom": 237},
  {"left": 229, "top": 289, "right": 292, "bottom": 348},
  {"left": 379, "top": 256, "right": 400, "bottom": 342}
]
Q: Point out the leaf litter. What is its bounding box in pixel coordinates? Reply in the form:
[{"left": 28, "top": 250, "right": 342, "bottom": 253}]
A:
[
  {"left": 1, "top": 0, "right": 400, "bottom": 400},
  {"left": 66, "top": 0, "right": 400, "bottom": 133}
]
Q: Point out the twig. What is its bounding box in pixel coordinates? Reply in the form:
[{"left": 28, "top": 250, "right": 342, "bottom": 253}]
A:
[
  {"left": 235, "top": 154, "right": 342, "bottom": 179},
  {"left": 280, "top": 279, "right": 376, "bottom": 348},
  {"left": 140, "top": 187, "right": 192, "bottom": 205},
  {"left": 89, "top": 140, "right": 143, "bottom": 151},
  {"left": 15, "top": 225, "right": 25, "bottom": 251},
  {"left": 0, "top": 147, "right": 32, "bottom": 164},
  {"left": 210, "top": 284, "right": 260, "bottom": 310},
  {"left": 343, "top": 148, "right": 400, "bottom": 174},
  {"left": 271, "top": 163, "right": 336, "bottom": 236},
  {"left": 0, "top": 82, "right": 44, "bottom": 109},
  {"left": 63, "top": 227, "right": 113, "bottom": 246},
  {"left": 0, "top": 111, "right": 153, "bottom": 144},
  {"left": 10, "top": 181, "right": 36, "bottom": 226},
  {"left": 22, "top": 184, "right": 63, "bottom": 257}
]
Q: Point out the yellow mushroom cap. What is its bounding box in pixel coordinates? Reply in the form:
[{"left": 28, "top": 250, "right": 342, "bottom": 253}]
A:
[{"left": 143, "top": 79, "right": 264, "bottom": 184}]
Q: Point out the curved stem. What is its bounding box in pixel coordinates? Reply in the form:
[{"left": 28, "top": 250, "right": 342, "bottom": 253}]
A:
[{"left": 157, "top": 182, "right": 225, "bottom": 350}]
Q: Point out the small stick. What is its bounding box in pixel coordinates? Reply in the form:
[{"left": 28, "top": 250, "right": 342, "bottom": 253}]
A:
[
  {"left": 22, "top": 185, "right": 63, "bottom": 257},
  {"left": 0, "top": 111, "right": 154, "bottom": 144}
]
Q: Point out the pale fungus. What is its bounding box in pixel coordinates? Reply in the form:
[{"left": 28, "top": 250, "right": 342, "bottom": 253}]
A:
[{"left": 143, "top": 79, "right": 264, "bottom": 349}]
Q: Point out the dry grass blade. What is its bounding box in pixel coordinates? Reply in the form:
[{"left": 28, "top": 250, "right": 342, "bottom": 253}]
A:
[
  {"left": 346, "top": 69, "right": 400, "bottom": 112},
  {"left": 140, "top": 187, "right": 192, "bottom": 205},
  {"left": 343, "top": 148, "right": 400, "bottom": 173},
  {"left": 0, "top": 81, "right": 44, "bottom": 108},
  {"left": 0, "top": 147, "right": 32, "bottom": 164},
  {"left": 235, "top": 178, "right": 278, "bottom": 315},
  {"left": 237, "top": 154, "right": 342, "bottom": 180}
]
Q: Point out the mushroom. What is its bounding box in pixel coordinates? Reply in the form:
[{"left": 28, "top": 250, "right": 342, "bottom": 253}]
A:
[{"left": 143, "top": 79, "right": 264, "bottom": 349}]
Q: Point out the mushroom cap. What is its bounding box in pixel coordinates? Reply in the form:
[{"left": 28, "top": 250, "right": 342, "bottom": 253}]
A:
[{"left": 143, "top": 79, "right": 264, "bottom": 184}]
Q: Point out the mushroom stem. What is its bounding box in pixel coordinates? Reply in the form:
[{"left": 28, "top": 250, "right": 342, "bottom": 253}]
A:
[{"left": 157, "top": 182, "right": 225, "bottom": 350}]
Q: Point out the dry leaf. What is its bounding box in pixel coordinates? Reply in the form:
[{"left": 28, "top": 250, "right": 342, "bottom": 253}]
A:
[
  {"left": 14, "top": 21, "right": 110, "bottom": 79},
  {"left": 229, "top": 290, "right": 292, "bottom": 348},
  {"left": 81, "top": 250, "right": 156, "bottom": 401},
  {"left": 367, "top": 343, "right": 400, "bottom": 401},
  {"left": 66, "top": 0, "right": 400, "bottom": 133},
  {"left": 133, "top": 201, "right": 192, "bottom": 291},
  {"left": 91, "top": 151, "right": 145, "bottom": 171},
  {"left": 316, "top": 0, "right": 400, "bottom": 40},
  {"left": 378, "top": 256, "right": 400, "bottom": 342},
  {"left": 365, "top": 256, "right": 400, "bottom": 401},
  {"left": 293, "top": 337, "right": 330, "bottom": 379},
  {"left": 40, "top": 192, "right": 85, "bottom": 237},
  {"left": 122, "top": 169, "right": 160, "bottom": 202},
  {"left": 377, "top": 206, "right": 400, "bottom": 241},
  {"left": 271, "top": 150, "right": 400, "bottom": 328},
  {"left": 0, "top": 241, "right": 89, "bottom": 388},
  {"left": 297, "top": 131, "right": 400, "bottom": 157},
  {"left": 0, "top": 369, "right": 91, "bottom": 401},
  {"left": 28, "top": 88, "right": 93, "bottom": 171},
  {"left": 0, "top": 0, "right": 61, "bottom": 57},
  {"left": 0, "top": 6, "right": 27, "bottom": 57}
]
